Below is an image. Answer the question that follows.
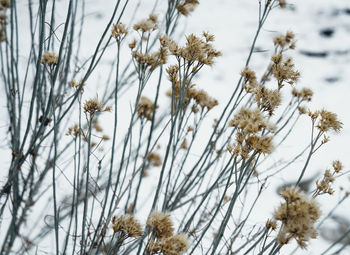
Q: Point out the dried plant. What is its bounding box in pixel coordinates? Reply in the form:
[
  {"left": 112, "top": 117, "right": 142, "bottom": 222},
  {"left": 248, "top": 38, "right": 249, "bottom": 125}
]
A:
[{"left": 0, "top": 0, "right": 348, "bottom": 254}]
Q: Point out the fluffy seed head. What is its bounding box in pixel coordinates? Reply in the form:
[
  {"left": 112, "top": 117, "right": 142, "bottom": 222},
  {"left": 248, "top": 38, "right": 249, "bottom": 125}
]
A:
[
  {"left": 112, "top": 215, "right": 143, "bottom": 238},
  {"left": 41, "top": 52, "right": 58, "bottom": 66},
  {"left": 274, "top": 187, "right": 321, "bottom": 248},
  {"left": 147, "top": 212, "right": 174, "bottom": 239}
]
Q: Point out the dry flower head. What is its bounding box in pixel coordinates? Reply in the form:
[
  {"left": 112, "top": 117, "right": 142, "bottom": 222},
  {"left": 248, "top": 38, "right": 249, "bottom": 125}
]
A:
[
  {"left": 146, "top": 152, "right": 162, "bottom": 167},
  {"left": 271, "top": 53, "right": 300, "bottom": 88},
  {"left": 112, "top": 215, "right": 143, "bottom": 238},
  {"left": 70, "top": 79, "right": 85, "bottom": 91},
  {"left": 292, "top": 88, "right": 313, "bottom": 102},
  {"left": 0, "top": 0, "right": 10, "bottom": 8},
  {"left": 177, "top": 0, "right": 199, "bottom": 16},
  {"left": 255, "top": 86, "right": 282, "bottom": 116},
  {"left": 273, "top": 31, "right": 295, "bottom": 49},
  {"left": 278, "top": 0, "right": 287, "bottom": 8},
  {"left": 67, "top": 124, "right": 81, "bottom": 138},
  {"left": 229, "top": 108, "right": 275, "bottom": 157},
  {"left": 41, "top": 52, "right": 58, "bottom": 66},
  {"left": 137, "top": 96, "right": 156, "bottom": 121},
  {"left": 159, "top": 234, "right": 189, "bottom": 255},
  {"left": 146, "top": 211, "right": 174, "bottom": 239},
  {"left": 166, "top": 76, "right": 218, "bottom": 112},
  {"left": 265, "top": 219, "right": 277, "bottom": 231},
  {"left": 111, "top": 23, "right": 128, "bottom": 40},
  {"left": 133, "top": 14, "right": 158, "bottom": 32},
  {"left": 241, "top": 67, "right": 258, "bottom": 92},
  {"left": 274, "top": 187, "right": 321, "bottom": 248},
  {"left": 83, "top": 98, "right": 102, "bottom": 116},
  {"left": 314, "top": 161, "right": 343, "bottom": 196},
  {"left": 164, "top": 33, "right": 221, "bottom": 67},
  {"left": 316, "top": 109, "right": 343, "bottom": 133}
]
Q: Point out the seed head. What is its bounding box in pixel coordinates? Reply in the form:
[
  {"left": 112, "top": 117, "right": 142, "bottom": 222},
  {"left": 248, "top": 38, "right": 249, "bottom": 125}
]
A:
[
  {"left": 274, "top": 187, "right": 321, "bottom": 248},
  {"left": 112, "top": 215, "right": 143, "bottom": 238},
  {"left": 137, "top": 96, "right": 155, "bottom": 121},
  {"left": 111, "top": 23, "right": 128, "bottom": 41},
  {"left": 292, "top": 88, "right": 313, "bottom": 102},
  {"left": 176, "top": 0, "right": 199, "bottom": 16},
  {"left": 0, "top": 0, "right": 10, "bottom": 9},
  {"left": 133, "top": 14, "right": 158, "bottom": 32},
  {"left": 278, "top": 0, "right": 287, "bottom": 8},
  {"left": 83, "top": 98, "right": 102, "bottom": 116},
  {"left": 255, "top": 86, "right": 282, "bottom": 116},
  {"left": 316, "top": 109, "right": 342, "bottom": 133},
  {"left": 160, "top": 234, "right": 189, "bottom": 255},
  {"left": 41, "top": 52, "right": 58, "bottom": 66},
  {"left": 146, "top": 212, "right": 174, "bottom": 239},
  {"left": 265, "top": 219, "right": 277, "bottom": 231},
  {"left": 146, "top": 152, "right": 162, "bottom": 167}
]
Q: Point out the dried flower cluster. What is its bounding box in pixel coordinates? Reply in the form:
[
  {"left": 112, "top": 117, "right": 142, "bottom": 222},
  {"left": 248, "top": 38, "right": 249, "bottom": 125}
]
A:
[
  {"left": 176, "top": 0, "right": 199, "bottom": 16},
  {"left": 274, "top": 187, "right": 321, "bottom": 248},
  {"left": 129, "top": 14, "right": 169, "bottom": 73},
  {"left": 181, "top": 138, "right": 188, "bottom": 150},
  {"left": 111, "top": 23, "right": 128, "bottom": 41},
  {"left": 147, "top": 212, "right": 174, "bottom": 239},
  {"left": 292, "top": 87, "right": 313, "bottom": 102},
  {"left": 255, "top": 86, "right": 282, "bottom": 116},
  {"left": 314, "top": 160, "right": 343, "bottom": 196},
  {"left": 165, "top": 32, "right": 221, "bottom": 67},
  {"left": 241, "top": 67, "right": 282, "bottom": 116},
  {"left": 265, "top": 219, "right": 277, "bottom": 231},
  {"left": 241, "top": 67, "right": 258, "bottom": 92},
  {"left": 278, "top": 0, "right": 287, "bottom": 8},
  {"left": 41, "top": 52, "right": 58, "bottom": 66},
  {"left": 273, "top": 31, "right": 295, "bottom": 49},
  {"left": 315, "top": 109, "right": 343, "bottom": 133},
  {"left": 83, "top": 98, "right": 102, "bottom": 116},
  {"left": 230, "top": 108, "right": 273, "bottom": 134},
  {"left": 229, "top": 108, "right": 275, "bottom": 157},
  {"left": 146, "top": 152, "right": 162, "bottom": 167},
  {"left": 166, "top": 67, "right": 218, "bottom": 112},
  {"left": 132, "top": 48, "right": 168, "bottom": 70},
  {"left": 148, "top": 234, "right": 189, "bottom": 255},
  {"left": 0, "top": 14, "right": 6, "bottom": 42},
  {"left": 70, "top": 79, "right": 84, "bottom": 91},
  {"left": 146, "top": 212, "right": 189, "bottom": 255},
  {"left": 0, "top": 0, "right": 9, "bottom": 42},
  {"left": 137, "top": 96, "right": 156, "bottom": 121},
  {"left": 112, "top": 215, "right": 143, "bottom": 238},
  {"left": 0, "top": 0, "right": 10, "bottom": 9},
  {"left": 133, "top": 14, "right": 158, "bottom": 32},
  {"left": 66, "top": 124, "right": 81, "bottom": 138},
  {"left": 271, "top": 53, "right": 300, "bottom": 89}
]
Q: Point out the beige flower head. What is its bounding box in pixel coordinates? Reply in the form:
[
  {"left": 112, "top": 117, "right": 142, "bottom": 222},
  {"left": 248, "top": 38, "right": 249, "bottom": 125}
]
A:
[
  {"left": 146, "top": 152, "right": 162, "bottom": 167},
  {"left": 316, "top": 109, "right": 343, "bottom": 133},
  {"left": 83, "top": 98, "right": 102, "bottom": 116},
  {"left": 160, "top": 234, "right": 189, "bottom": 255},
  {"left": 137, "top": 96, "right": 155, "bottom": 121},
  {"left": 176, "top": 0, "right": 199, "bottom": 16},
  {"left": 133, "top": 14, "right": 158, "bottom": 32},
  {"left": 274, "top": 187, "right": 321, "bottom": 248},
  {"left": 111, "top": 23, "right": 128, "bottom": 40},
  {"left": 41, "top": 52, "right": 58, "bottom": 66},
  {"left": 278, "top": 0, "right": 287, "bottom": 8},
  {"left": 229, "top": 108, "right": 274, "bottom": 134},
  {"left": 292, "top": 87, "right": 313, "bottom": 102},
  {"left": 112, "top": 215, "right": 143, "bottom": 238},
  {"left": 0, "top": 0, "right": 10, "bottom": 9},
  {"left": 146, "top": 211, "right": 174, "bottom": 239}
]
